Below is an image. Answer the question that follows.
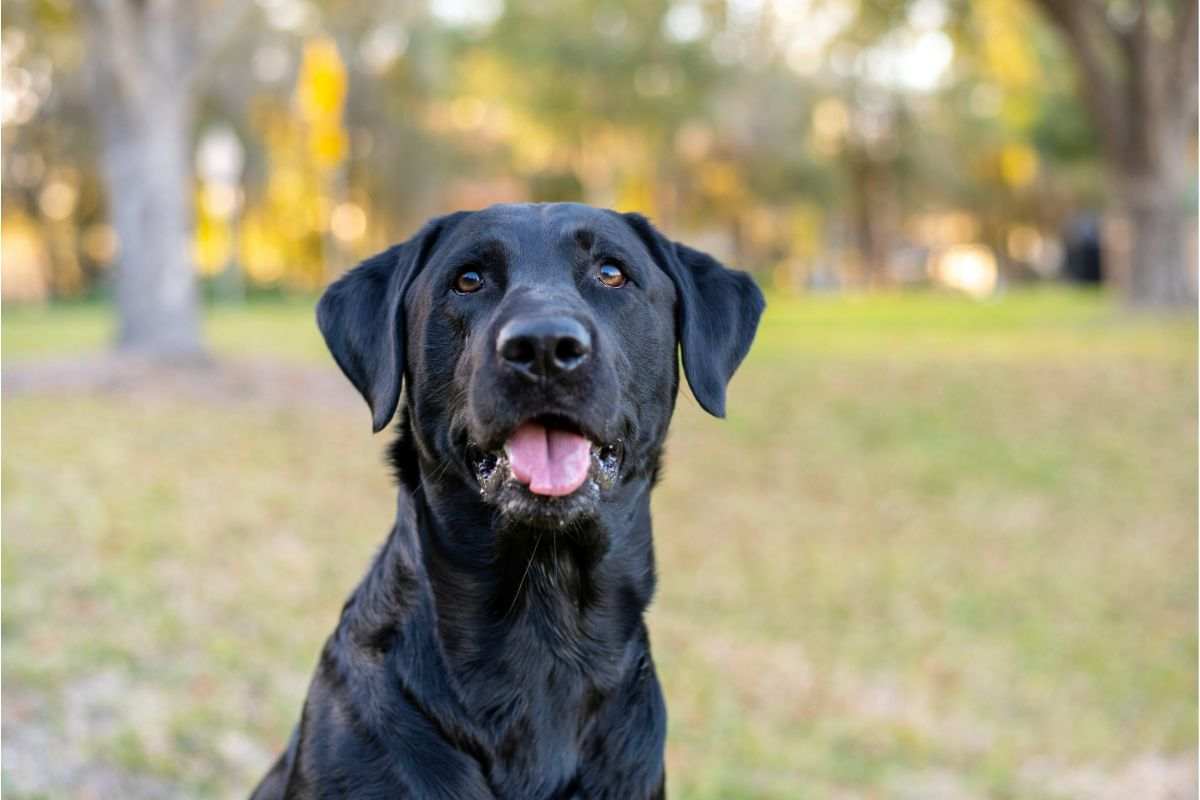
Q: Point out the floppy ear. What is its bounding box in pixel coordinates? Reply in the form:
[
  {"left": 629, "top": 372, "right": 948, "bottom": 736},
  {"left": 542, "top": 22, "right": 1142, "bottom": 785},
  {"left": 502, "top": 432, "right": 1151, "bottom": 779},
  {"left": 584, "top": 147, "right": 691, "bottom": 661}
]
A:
[
  {"left": 623, "top": 213, "right": 765, "bottom": 418},
  {"left": 317, "top": 215, "right": 460, "bottom": 432}
]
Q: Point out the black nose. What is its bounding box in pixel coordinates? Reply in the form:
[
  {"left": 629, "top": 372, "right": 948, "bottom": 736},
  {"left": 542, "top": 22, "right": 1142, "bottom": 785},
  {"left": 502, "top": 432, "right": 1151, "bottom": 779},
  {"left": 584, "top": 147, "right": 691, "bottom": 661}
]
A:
[{"left": 497, "top": 316, "right": 592, "bottom": 379}]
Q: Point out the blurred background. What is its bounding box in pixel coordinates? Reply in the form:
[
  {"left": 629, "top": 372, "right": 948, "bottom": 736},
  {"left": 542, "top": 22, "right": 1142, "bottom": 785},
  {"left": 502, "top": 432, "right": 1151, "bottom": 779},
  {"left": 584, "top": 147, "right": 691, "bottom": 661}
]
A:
[{"left": 1, "top": 0, "right": 1197, "bottom": 798}]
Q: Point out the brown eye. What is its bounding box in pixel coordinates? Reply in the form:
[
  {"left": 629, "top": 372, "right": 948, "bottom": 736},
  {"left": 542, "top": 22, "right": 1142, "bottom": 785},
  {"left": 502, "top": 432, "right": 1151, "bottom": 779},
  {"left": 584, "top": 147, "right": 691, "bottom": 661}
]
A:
[
  {"left": 597, "top": 262, "right": 627, "bottom": 288},
  {"left": 454, "top": 269, "right": 483, "bottom": 294}
]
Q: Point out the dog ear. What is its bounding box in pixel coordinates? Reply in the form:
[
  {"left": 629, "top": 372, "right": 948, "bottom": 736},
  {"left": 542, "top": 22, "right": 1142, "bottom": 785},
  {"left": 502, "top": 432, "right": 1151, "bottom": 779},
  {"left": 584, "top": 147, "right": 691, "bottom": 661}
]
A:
[
  {"left": 317, "top": 214, "right": 462, "bottom": 432},
  {"left": 623, "top": 213, "right": 765, "bottom": 418}
]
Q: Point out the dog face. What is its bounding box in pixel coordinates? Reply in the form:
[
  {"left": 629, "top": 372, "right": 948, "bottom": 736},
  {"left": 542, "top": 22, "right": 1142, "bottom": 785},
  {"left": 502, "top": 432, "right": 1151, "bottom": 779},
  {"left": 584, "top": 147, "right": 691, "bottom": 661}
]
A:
[{"left": 318, "top": 203, "right": 763, "bottom": 528}]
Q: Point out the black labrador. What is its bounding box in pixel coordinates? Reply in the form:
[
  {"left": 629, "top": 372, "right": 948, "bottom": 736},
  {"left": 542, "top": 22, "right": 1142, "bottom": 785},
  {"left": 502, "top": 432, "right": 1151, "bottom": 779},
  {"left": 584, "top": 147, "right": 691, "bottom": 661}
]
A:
[{"left": 251, "top": 203, "right": 764, "bottom": 799}]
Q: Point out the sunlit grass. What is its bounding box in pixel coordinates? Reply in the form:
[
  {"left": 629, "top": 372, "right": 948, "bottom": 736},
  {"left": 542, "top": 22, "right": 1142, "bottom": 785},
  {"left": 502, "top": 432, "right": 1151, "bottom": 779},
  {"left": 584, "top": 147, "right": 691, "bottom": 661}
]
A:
[
  {"left": 4, "top": 287, "right": 1191, "bottom": 364},
  {"left": 2, "top": 297, "right": 326, "bottom": 364},
  {"left": 3, "top": 288, "right": 1196, "bottom": 798}
]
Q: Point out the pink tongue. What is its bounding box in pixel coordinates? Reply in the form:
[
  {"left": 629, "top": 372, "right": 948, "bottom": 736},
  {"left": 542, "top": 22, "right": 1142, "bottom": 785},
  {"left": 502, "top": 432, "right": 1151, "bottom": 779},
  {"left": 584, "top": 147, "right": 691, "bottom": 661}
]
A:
[{"left": 504, "top": 422, "right": 592, "bottom": 497}]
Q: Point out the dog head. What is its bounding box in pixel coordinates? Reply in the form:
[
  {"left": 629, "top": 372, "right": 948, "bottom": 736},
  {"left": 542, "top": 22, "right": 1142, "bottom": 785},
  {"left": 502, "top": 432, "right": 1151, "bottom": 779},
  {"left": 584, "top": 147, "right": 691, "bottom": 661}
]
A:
[{"left": 318, "top": 203, "right": 764, "bottom": 528}]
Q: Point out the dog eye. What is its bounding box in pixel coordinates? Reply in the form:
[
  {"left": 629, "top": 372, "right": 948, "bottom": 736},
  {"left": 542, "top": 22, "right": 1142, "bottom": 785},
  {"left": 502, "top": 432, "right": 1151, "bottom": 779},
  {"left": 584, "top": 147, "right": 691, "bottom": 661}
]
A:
[
  {"left": 453, "top": 269, "right": 484, "bottom": 294},
  {"left": 597, "top": 262, "right": 627, "bottom": 288}
]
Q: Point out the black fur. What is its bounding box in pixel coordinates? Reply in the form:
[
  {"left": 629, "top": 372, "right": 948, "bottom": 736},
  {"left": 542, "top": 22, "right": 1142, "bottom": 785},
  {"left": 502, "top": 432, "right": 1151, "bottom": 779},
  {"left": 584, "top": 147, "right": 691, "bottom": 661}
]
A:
[{"left": 251, "top": 203, "right": 764, "bottom": 799}]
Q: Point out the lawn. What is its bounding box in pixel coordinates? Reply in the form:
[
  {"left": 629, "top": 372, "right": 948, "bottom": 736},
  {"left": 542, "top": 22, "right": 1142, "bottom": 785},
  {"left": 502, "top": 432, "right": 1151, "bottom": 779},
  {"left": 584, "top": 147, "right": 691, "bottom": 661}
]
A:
[{"left": 2, "top": 289, "right": 1196, "bottom": 799}]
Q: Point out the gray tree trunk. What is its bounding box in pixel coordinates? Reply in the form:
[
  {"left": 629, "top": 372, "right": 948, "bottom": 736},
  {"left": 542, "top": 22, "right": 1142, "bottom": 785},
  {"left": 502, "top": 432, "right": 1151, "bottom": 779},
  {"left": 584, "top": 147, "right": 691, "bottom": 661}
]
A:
[
  {"left": 1114, "top": 52, "right": 1198, "bottom": 309},
  {"left": 1120, "top": 158, "right": 1194, "bottom": 308},
  {"left": 84, "top": 0, "right": 205, "bottom": 357},
  {"left": 100, "top": 91, "right": 204, "bottom": 354}
]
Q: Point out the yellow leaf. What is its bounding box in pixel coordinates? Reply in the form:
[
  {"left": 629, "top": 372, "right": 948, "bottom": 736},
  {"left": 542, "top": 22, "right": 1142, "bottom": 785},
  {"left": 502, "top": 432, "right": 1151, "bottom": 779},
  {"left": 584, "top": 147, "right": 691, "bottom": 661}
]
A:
[
  {"left": 1000, "top": 143, "right": 1038, "bottom": 188},
  {"left": 308, "top": 124, "right": 347, "bottom": 170},
  {"left": 296, "top": 37, "right": 347, "bottom": 122}
]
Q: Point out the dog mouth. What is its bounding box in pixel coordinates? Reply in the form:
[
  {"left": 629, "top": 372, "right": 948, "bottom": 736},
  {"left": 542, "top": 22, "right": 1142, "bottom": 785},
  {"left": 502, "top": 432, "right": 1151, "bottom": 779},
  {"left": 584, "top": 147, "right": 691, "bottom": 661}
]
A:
[{"left": 470, "top": 414, "right": 622, "bottom": 500}]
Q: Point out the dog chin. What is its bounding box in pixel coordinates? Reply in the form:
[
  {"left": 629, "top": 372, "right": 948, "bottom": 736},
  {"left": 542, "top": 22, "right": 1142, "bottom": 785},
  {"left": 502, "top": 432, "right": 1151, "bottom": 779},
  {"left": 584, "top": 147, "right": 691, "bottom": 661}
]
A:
[{"left": 473, "top": 445, "right": 620, "bottom": 528}]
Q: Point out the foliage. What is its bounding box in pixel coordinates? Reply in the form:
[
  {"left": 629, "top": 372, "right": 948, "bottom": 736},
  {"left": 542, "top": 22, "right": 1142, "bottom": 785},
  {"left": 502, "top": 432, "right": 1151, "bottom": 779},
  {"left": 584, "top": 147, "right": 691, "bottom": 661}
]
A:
[{"left": 1, "top": 0, "right": 1111, "bottom": 300}]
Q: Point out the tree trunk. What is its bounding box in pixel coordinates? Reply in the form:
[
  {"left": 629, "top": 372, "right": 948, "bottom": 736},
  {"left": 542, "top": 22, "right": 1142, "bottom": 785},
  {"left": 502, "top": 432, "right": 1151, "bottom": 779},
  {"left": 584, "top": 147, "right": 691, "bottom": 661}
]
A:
[
  {"left": 84, "top": 1, "right": 206, "bottom": 357},
  {"left": 1119, "top": 159, "right": 1196, "bottom": 308},
  {"left": 101, "top": 95, "right": 204, "bottom": 354},
  {"left": 846, "top": 146, "right": 888, "bottom": 287},
  {"left": 1115, "top": 62, "right": 1198, "bottom": 309}
]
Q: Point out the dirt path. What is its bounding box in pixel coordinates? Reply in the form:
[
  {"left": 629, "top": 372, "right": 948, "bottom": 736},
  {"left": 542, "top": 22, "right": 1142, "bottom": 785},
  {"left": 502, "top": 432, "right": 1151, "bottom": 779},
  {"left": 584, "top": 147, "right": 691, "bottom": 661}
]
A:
[{"left": 3, "top": 354, "right": 361, "bottom": 410}]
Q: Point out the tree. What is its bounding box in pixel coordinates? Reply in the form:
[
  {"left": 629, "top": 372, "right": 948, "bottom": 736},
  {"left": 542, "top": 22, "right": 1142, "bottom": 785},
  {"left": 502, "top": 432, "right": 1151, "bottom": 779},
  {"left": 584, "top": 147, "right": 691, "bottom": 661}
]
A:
[
  {"left": 1030, "top": 0, "right": 1197, "bottom": 307},
  {"left": 80, "top": 0, "right": 249, "bottom": 356}
]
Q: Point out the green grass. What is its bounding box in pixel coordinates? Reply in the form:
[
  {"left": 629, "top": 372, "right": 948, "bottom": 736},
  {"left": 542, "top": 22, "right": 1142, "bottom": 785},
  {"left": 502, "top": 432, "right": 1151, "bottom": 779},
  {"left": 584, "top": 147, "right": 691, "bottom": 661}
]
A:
[
  {"left": 3, "top": 289, "right": 1196, "bottom": 798},
  {"left": 2, "top": 297, "right": 328, "bottom": 363}
]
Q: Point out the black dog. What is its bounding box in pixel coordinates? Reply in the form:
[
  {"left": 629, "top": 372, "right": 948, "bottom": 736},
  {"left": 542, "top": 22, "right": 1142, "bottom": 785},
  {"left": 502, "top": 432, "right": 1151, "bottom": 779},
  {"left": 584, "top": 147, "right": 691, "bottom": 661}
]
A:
[{"left": 251, "top": 203, "right": 763, "bottom": 799}]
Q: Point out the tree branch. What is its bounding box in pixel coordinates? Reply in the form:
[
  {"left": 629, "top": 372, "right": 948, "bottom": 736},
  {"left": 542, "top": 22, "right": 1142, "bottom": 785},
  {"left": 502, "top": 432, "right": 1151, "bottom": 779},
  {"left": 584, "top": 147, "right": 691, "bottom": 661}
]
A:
[
  {"left": 1121, "top": 0, "right": 1159, "bottom": 170},
  {"left": 1030, "top": 0, "right": 1127, "bottom": 160},
  {"left": 183, "top": 0, "right": 257, "bottom": 87},
  {"left": 81, "top": 0, "right": 149, "bottom": 110},
  {"left": 1172, "top": 0, "right": 1198, "bottom": 120}
]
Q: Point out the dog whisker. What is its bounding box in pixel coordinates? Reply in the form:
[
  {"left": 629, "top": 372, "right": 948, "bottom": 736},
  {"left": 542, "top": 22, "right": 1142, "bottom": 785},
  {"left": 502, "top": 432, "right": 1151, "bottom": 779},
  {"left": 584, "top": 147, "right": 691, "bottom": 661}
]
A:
[{"left": 504, "top": 529, "right": 544, "bottom": 620}]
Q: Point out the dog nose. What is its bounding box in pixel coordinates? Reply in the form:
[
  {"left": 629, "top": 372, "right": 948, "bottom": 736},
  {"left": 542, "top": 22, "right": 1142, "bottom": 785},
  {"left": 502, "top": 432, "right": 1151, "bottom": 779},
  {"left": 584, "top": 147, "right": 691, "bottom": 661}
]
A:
[{"left": 497, "top": 316, "right": 592, "bottom": 379}]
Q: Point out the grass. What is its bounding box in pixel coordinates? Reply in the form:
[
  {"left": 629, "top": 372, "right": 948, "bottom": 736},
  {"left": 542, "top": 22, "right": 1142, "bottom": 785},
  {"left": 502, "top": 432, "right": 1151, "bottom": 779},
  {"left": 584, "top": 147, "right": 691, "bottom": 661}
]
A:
[
  {"left": 2, "top": 288, "right": 1196, "bottom": 798},
  {"left": 2, "top": 297, "right": 327, "bottom": 364}
]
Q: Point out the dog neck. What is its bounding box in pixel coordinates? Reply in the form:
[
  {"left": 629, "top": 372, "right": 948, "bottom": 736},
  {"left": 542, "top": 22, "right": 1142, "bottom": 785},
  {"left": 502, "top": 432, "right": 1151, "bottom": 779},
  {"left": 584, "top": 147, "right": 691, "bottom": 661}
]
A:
[{"left": 385, "top": 422, "right": 660, "bottom": 691}]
